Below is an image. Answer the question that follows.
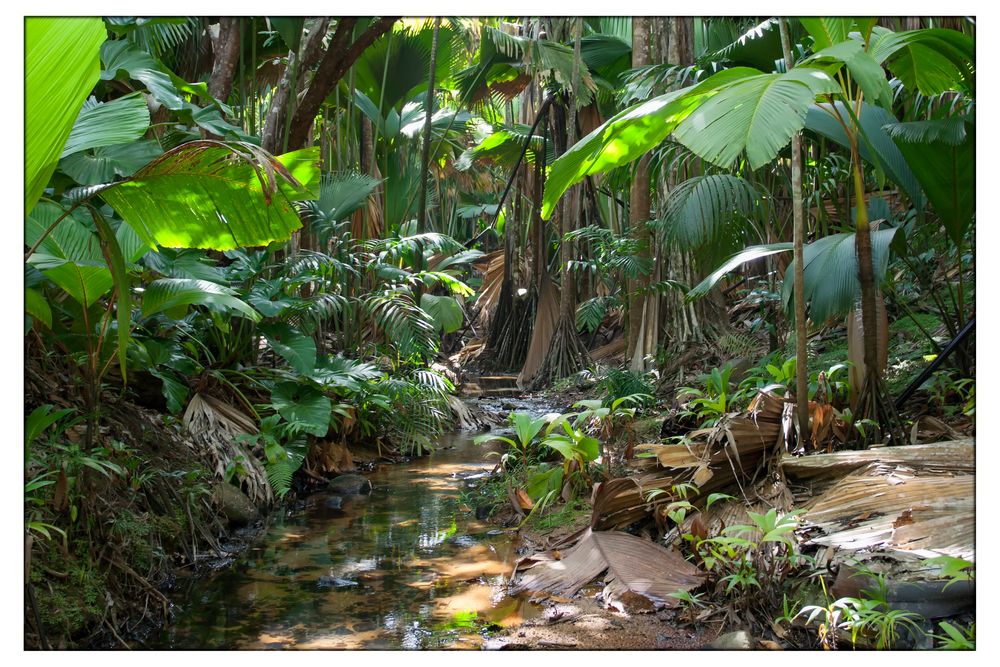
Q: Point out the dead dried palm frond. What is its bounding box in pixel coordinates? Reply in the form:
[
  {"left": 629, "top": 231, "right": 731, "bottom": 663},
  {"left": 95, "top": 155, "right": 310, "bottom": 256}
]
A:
[
  {"left": 512, "top": 527, "right": 705, "bottom": 607},
  {"left": 183, "top": 393, "right": 271, "bottom": 506}
]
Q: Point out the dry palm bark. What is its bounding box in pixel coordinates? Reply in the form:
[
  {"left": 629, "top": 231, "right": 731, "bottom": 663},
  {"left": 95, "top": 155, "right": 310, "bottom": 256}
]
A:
[
  {"left": 784, "top": 439, "right": 974, "bottom": 561},
  {"left": 597, "top": 390, "right": 786, "bottom": 530}
]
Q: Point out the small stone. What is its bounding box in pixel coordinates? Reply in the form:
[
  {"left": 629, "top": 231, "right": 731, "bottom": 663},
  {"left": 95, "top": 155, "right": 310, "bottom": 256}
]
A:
[
  {"left": 327, "top": 474, "right": 373, "bottom": 495},
  {"left": 317, "top": 576, "right": 359, "bottom": 590},
  {"left": 212, "top": 483, "right": 259, "bottom": 528},
  {"left": 709, "top": 630, "right": 752, "bottom": 650}
]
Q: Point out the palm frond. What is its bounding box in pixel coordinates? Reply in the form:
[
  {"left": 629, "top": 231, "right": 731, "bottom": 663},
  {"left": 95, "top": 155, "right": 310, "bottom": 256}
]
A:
[{"left": 654, "top": 174, "right": 761, "bottom": 261}]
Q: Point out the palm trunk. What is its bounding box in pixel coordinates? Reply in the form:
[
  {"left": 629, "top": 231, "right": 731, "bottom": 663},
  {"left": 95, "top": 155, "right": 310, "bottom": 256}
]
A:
[
  {"left": 850, "top": 140, "right": 903, "bottom": 445},
  {"left": 780, "top": 19, "right": 811, "bottom": 448},
  {"left": 416, "top": 18, "right": 441, "bottom": 234},
  {"left": 627, "top": 18, "right": 652, "bottom": 362},
  {"left": 530, "top": 18, "right": 590, "bottom": 387},
  {"left": 208, "top": 18, "right": 242, "bottom": 104}
]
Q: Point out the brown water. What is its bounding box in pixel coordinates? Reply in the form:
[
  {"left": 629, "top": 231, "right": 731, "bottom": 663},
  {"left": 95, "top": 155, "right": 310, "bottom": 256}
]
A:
[{"left": 153, "top": 432, "right": 539, "bottom": 649}]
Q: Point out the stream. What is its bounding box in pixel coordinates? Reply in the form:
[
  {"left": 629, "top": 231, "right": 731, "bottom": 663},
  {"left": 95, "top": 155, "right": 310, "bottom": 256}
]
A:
[{"left": 152, "top": 430, "right": 540, "bottom": 649}]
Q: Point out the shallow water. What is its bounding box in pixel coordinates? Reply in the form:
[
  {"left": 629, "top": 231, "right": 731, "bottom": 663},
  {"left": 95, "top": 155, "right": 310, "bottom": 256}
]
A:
[{"left": 153, "top": 432, "right": 538, "bottom": 649}]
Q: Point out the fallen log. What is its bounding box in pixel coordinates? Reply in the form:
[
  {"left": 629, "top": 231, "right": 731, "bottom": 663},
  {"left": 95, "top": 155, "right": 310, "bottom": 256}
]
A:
[{"left": 781, "top": 439, "right": 974, "bottom": 479}]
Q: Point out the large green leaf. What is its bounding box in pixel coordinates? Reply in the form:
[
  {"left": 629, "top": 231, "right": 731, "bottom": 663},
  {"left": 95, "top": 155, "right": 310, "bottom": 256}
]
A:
[
  {"left": 802, "top": 39, "right": 892, "bottom": 109},
  {"left": 100, "top": 39, "right": 184, "bottom": 110},
  {"left": 420, "top": 293, "right": 464, "bottom": 334},
  {"left": 271, "top": 382, "right": 331, "bottom": 437},
  {"left": 268, "top": 17, "right": 304, "bottom": 54},
  {"left": 259, "top": 322, "right": 317, "bottom": 375},
  {"left": 61, "top": 93, "right": 150, "bottom": 158},
  {"left": 25, "top": 288, "right": 52, "bottom": 329},
  {"left": 884, "top": 117, "right": 974, "bottom": 244},
  {"left": 59, "top": 141, "right": 163, "bottom": 185},
  {"left": 99, "top": 142, "right": 321, "bottom": 250},
  {"left": 141, "top": 278, "right": 261, "bottom": 321},
  {"left": 25, "top": 202, "right": 113, "bottom": 307},
  {"left": 782, "top": 227, "right": 899, "bottom": 323},
  {"left": 869, "top": 27, "right": 974, "bottom": 96},
  {"left": 541, "top": 67, "right": 760, "bottom": 219},
  {"left": 707, "top": 19, "right": 788, "bottom": 71},
  {"left": 25, "top": 18, "right": 107, "bottom": 212},
  {"left": 673, "top": 68, "right": 839, "bottom": 170},
  {"left": 799, "top": 18, "right": 878, "bottom": 50},
  {"left": 804, "top": 102, "right": 923, "bottom": 207}
]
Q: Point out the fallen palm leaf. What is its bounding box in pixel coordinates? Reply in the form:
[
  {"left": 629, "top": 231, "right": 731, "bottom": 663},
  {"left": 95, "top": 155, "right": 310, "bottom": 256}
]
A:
[
  {"left": 511, "top": 528, "right": 705, "bottom": 607},
  {"left": 183, "top": 393, "right": 271, "bottom": 506}
]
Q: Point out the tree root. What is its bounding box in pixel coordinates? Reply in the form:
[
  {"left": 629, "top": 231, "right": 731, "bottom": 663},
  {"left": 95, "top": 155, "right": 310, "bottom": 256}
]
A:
[
  {"left": 852, "top": 370, "right": 906, "bottom": 448},
  {"left": 529, "top": 314, "right": 591, "bottom": 389}
]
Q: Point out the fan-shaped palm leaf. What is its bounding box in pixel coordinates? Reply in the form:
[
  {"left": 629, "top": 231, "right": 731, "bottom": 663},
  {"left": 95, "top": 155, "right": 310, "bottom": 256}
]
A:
[
  {"left": 541, "top": 67, "right": 758, "bottom": 219},
  {"left": 672, "top": 68, "right": 838, "bottom": 171},
  {"left": 654, "top": 174, "right": 760, "bottom": 258},
  {"left": 141, "top": 278, "right": 261, "bottom": 321},
  {"left": 782, "top": 227, "right": 899, "bottom": 323}
]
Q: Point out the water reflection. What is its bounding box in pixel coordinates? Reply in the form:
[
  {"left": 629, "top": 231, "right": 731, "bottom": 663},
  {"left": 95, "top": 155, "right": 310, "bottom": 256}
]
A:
[{"left": 154, "top": 433, "right": 538, "bottom": 649}]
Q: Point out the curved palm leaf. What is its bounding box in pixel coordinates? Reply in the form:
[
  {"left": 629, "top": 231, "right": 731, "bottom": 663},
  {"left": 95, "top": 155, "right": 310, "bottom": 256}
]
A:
[
  {"left": 26, "top": 288, "right": 53, "bottom": 329},
  {"left": 687, "top": 242, "right": 793, "bottom": 301},
  {"left": 100, "top": 39, "right": 185, "bottom": 110},
  {"left": 25, "top": 17, "right": 107, "bottom": 212},
  {"left": 541, "top": 67, "right": 759, "bottom": 219},
  {"left": 99, "top": 142, "right": 321, "bottom": 250},
  {"left": 654, "top": 174, "right": 760, "bottom": 259},
  {"left": 672, "top": 68, "right": 839, "bottom": 170},
  {"left": 141, "top": 278, "right": 261, "bottom": 321},
  {"left": 869, "top": 27, "right": 975, "bottom": 96},
  {"left": 782, "top": 227, "right": 899, "bottom": 323}
]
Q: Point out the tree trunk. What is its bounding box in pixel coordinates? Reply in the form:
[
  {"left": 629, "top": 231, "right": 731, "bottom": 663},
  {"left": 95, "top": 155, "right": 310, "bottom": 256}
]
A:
[
  {"left": 208, "top": 18, "right": 242, "bottom": 104},
  {"left": 850, "top": 140, "right": 902, "bottom": 445},
  {"left": 260, "top": 18, "right": 332, "bottom": 153},
  {"left": 780, "top": 19, "right": 811, "bottom": 448},
  {"left": 285, "top": 17, "right": 398, "bottom": 152},
  {"left": 416, "top": 18, "right": 441, "bottom": 233},
  {"left": 627, "top": 18, "right": 652, "bottom": 364},
  {"left": 530, "top": 18, "right": 590, "bottom": 387}
]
